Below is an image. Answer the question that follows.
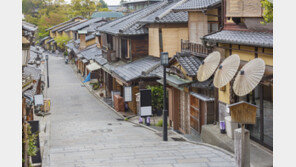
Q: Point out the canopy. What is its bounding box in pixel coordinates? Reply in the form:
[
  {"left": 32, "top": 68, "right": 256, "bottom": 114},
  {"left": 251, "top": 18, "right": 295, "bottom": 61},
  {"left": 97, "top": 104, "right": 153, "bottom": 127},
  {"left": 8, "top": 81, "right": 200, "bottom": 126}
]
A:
[{"left": 86, "top": 62, "right": 101, "bottom": 72}]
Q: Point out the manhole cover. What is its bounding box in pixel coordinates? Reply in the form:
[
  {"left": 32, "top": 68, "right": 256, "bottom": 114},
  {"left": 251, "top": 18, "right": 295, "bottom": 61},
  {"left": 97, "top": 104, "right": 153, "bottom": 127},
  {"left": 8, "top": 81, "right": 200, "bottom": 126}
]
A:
[{"left": 171, "top": 137, "right": 186, "bottom": 141}]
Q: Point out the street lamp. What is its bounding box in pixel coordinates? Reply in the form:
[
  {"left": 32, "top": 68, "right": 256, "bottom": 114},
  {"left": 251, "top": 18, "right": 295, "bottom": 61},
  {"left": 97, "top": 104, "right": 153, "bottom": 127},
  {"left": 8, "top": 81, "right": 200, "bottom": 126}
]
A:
[
  {"left": 161, "top": 52, "right": 169, "bottom": 141},
  {"left": 46, "top": 55, "right": 49, "bottom": 88}
]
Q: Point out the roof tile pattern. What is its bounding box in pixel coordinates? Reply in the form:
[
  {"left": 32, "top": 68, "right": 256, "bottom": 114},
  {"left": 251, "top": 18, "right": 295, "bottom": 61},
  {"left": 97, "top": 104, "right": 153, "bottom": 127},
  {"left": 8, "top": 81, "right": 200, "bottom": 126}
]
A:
[
  {"left": 140, "top": 1, "right": 188, "bottom": 23},
  {"left": 112, "top": 56, "right": 160, "bottom": 82},
  {"left": 173, "top": 0, "right": 221, "bottom": 11},
  {"left": 175, "top": 52, "right": 202, "bottom": 76},
  {"left": 98, "top": 1, "right": 167, "bottom": 35},
  {"left": 203, "top": 30, "right": 273, "bottom": 48}
]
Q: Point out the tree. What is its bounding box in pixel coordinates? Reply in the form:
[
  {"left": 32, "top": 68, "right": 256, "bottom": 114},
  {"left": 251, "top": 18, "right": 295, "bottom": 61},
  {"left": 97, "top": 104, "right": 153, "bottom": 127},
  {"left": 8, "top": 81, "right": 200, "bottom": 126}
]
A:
[
  {"left": 54, "top": 34, "right": 71, "bottom": 51},
  {"left": 70, "top": 0, "right": 107, "bottom": 18},
  {"left": 261, "top": 0, "right": 273, "bottom": 24}
]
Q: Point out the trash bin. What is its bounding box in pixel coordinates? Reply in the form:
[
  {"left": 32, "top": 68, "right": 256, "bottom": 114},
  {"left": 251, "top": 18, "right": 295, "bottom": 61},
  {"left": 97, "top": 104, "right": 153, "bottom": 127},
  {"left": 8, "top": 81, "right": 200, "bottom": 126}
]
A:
[{"left": 225, "top": 116, "right": 238, "bottom": 139}]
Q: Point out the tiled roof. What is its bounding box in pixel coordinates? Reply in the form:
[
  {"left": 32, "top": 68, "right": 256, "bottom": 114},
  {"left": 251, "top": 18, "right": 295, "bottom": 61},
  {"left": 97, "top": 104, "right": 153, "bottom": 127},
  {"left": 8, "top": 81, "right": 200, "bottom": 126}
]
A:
[
  {"left": 173, "top": 52, "right": 203, "bottom": 76},
  {"left": 121, "top": 0, "right": 162, "bottom": 5},
  {"left": 67, "top": 18, "right": 106, "bottom": 32},
  {"left": 57, "top": 20, "right": 86, "bottom": 32},
  {"left": 22, "top": 21, "right": 38, "bottom": 32},
  {"left": 46, "top": 16, "right": 84, "bottom": 31},
  {"left": 39, "top": 36, "right": 51, "bottom": 45},
  {"left": 191, "top": 79, "right": 214, "bottom": 89},
  {"left": 78, "top": 45, "right": 102, "bottom": 60},
  {"left": 46, "top": 39, "right": 55, "bottom": 44},
  {"left": 203, "top": 30, "right": 273, "bottom": 48},
  {"left": 140, "top": 1, "right": 188, "bottom": 23},
  {"left": 91, "top": 11, "right": 124, "bottom": 19},
  {"left": 173, "top": 0, "right": 221, "bottom": 11},
  {"left": 23, "top": 66, "right": 41, "bottom": 81},
  {"left": 51, "top": 21, "right": 78, "bottom": 33},
  {"left": 94, "top": 56, "right": 108, "bottom": 66},
  {"left": 66, "top": 42, "right": 79, "bottom": 53},
  {"left": 97, "top": 1, "right": 168, "bottom": 35},
  {"left": 112, "top": 56, "right": 160, "bottom": 82},
  {"left": 84, "top": 21, "right": 107, "bottom": 33}
]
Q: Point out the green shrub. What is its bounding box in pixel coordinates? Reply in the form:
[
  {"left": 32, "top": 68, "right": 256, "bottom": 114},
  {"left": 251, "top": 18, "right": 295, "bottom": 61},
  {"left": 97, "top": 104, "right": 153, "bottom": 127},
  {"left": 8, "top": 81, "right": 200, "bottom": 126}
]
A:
[
  {"left": 156, "top": 119, "right": 163, "bottom": 127},
  {"left": 147, "top": 85, "right": 164, "bottom": 114}
]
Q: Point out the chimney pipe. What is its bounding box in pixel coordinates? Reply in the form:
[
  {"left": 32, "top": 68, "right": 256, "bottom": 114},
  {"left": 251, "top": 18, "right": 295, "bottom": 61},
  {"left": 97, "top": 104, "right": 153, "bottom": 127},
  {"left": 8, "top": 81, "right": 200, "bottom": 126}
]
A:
[{"left": 78, "top": 30, "right": 87, "bottom": 50}]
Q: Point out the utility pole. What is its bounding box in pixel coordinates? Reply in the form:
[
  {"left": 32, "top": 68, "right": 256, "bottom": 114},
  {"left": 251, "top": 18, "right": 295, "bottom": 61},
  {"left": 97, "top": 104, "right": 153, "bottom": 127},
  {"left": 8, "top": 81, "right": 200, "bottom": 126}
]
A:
[
  {"left": 161, "top": 52, "right": 169, "bottom": 141},
  {"left": 46, "top": 55, "right": 49, "bottom": 88}
]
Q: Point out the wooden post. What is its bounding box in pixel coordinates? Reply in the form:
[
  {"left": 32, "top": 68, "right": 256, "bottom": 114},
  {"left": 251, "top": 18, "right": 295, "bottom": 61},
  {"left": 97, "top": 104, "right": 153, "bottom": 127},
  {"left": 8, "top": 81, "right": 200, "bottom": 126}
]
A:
[
  {"left": 23, "top": 122, "right": 29, "bottom": 167},
  {"left": 241, "top": 124, "right": 245, "bottom": 167}
]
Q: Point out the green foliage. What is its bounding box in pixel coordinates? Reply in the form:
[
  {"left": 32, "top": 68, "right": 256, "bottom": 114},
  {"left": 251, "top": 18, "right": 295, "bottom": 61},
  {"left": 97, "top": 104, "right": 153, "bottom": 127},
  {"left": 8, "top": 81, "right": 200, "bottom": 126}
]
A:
[
  {"left": 23, "top": 124, "right": 38, "bottom": 158},
  {"left": 23, "top": 0, "right": 109, "bottom": 39},
  {"left": 156, "top": 119, "right": 163, "bottom": 127},
  {"left": 54, "top": 34, "right": 71, "bottom": 50},
  {"left": 261, "top": 0, "right": 273, "bottom": 24},
  {"left": 147, "top": 85, "right": 164, "bottom": 114},
  {"left": 70, "top": 0, "right": 108, "bottom": 18}
]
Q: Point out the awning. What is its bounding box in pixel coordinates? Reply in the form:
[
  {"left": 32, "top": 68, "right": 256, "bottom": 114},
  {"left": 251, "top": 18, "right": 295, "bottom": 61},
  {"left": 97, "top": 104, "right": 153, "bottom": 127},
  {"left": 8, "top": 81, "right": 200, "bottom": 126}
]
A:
[
  {"left": 82, "top": 59, "right": 88, "bottom": 63},
  {"left": 190, "top": 92, "right": 214, "bottom": 102},
  {"left": 86, "top": 62, "right": 101, "bottom": 72}
]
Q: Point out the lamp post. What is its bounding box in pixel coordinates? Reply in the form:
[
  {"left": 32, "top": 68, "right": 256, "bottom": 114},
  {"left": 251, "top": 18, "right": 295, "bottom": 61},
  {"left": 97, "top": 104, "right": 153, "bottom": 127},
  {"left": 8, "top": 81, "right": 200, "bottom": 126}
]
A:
[
  {"left": 161, "top": 52, "right": 169, "bottom": 141},
  {"left": 46, "top": 55, "right": 49, "bottom": 88}
]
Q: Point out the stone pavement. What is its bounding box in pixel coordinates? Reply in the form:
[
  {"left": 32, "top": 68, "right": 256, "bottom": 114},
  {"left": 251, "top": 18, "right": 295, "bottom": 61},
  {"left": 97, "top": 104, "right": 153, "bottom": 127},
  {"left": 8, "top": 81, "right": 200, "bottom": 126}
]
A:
[{"left": 42, "top": 55, "right": 236, "bottom": 167}]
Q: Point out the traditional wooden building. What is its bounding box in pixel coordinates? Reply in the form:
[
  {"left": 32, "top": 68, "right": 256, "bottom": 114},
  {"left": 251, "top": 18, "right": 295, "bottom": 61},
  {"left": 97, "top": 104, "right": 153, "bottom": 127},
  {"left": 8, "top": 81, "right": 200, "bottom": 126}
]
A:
[
  {"left": 121, "top": 0, "right": 162, "bottom": 13},
  {"left": 95, "top": 2, "right": 179, "bottom": 114},
  {"left": 202, "top": 0, "right": 273, "bottom": 149}
]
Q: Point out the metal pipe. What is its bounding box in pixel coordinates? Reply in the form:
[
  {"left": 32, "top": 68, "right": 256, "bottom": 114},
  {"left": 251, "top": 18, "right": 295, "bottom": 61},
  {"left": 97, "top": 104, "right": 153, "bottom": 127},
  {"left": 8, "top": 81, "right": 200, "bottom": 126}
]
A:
[{"left": 163, "top": 66, "right": 168, "bottom": 141}]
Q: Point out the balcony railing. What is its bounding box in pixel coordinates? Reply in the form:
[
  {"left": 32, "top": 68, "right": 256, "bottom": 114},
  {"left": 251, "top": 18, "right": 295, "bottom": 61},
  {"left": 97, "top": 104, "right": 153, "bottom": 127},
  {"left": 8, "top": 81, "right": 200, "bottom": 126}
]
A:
[{"left": 181, "top": 39, "right": 212, "bottom": 57}]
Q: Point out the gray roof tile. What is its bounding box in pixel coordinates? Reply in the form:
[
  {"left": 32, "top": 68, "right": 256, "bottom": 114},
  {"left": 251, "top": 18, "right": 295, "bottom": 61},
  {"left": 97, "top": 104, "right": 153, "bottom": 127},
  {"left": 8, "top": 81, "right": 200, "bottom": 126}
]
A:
[
  {"left": 67, "top": 18, "right": 106, "bottom": 32},
  {"left": 173, "top": 0, "right": 221, "bottom": 11},
  {"left": 203, "top": 30, "right": 273, "bottom": 48},
  {"left": 78, "top": 45, "right": 102, "bottom": 60},
  {"left": 140, "top": 1, "right": 188, "bottom": 23},
  {"left": 174, "top": 52, "right": 202, "bottom": 76},
  {"left": 112, "top": 56, "right": 160, "bottom": 82},
  {"left": 98, "top": 1, "right": 168, "bottom": 35}
]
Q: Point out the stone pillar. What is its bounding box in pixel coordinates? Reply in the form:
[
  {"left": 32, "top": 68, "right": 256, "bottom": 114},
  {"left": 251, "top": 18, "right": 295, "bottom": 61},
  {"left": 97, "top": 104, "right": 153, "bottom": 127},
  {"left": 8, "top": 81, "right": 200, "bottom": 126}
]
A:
[{"left": 234, "top": 128, "right": 250, "bottom": 167}]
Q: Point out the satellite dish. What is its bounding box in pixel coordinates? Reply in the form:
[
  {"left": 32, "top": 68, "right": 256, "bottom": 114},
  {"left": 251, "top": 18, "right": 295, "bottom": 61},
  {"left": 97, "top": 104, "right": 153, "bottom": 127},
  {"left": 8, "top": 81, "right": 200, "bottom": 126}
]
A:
[
  {"left": 213, "top": 54, "right": 240, "bottom": 88},
  {"left": 233, "top": 58, "right": 265, "bottom": 96},
  {"left": 197, "top": 51, "right": 221, "bottom": 82}
]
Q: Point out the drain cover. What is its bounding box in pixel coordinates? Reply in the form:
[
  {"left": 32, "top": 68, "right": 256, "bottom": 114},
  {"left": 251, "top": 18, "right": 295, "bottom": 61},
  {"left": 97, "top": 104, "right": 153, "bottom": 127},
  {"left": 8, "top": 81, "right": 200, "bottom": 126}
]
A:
[
  {"left": 107, "top": 123, "right": 112, "bottom": 125},
  {"left": 116, "top": 118, "right": 124, "bottom": 121},
  {"left": 99, "top": 129, "right": 112, "bottom": 133}
]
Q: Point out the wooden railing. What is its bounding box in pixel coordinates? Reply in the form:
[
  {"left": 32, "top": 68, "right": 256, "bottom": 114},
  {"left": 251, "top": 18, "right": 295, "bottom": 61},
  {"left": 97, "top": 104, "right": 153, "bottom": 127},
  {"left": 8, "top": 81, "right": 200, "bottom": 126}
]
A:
[{"left": 181, "top": 39, "right": 212, "bottom": 56}]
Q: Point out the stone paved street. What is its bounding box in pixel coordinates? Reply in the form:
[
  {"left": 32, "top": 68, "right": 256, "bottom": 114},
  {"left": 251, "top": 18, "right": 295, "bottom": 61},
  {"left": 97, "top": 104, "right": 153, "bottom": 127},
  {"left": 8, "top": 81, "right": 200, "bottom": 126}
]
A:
[{"left": 43, "top": 54, "right": 236, "bottom": 167}]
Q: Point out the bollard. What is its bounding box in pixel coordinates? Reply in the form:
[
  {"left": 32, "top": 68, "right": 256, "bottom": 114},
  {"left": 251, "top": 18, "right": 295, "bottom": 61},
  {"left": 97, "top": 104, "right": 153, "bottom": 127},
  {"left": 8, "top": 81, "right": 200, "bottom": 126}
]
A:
[
  {"left": 139, "top": 117, "right": 143, "bottom": 124},
  {"left": 234, "top": 128, "right": 250, "bottom": 167}
]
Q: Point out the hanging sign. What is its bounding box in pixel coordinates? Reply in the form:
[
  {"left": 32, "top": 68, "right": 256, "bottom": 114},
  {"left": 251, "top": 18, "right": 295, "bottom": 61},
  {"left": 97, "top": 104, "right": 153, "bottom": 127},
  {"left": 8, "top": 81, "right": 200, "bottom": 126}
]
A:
[
  {"left": 140, "top": 89, "right": 152, "bottom": 116},
  {"left": 124, "top": 86, "right": 132, "bottom": 102},
  {"left": 229, "top": 101, "right": 257, "bottom": 124}
]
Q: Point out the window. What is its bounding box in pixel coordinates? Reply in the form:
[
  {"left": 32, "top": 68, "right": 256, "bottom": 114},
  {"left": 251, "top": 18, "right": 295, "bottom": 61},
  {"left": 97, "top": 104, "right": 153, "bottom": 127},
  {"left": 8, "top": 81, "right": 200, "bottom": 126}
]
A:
[
  {"left": 208, "top": 22, "right": 219, "bottom": 33},
  {"left": 240, "top": 84, "right": 273, "bottom": 150},
  {"left": 121, "top": 39, "right": 128, "bottom": 59},
  {"left": 159, "top": 28, "right": 163, "bottom": 53}
]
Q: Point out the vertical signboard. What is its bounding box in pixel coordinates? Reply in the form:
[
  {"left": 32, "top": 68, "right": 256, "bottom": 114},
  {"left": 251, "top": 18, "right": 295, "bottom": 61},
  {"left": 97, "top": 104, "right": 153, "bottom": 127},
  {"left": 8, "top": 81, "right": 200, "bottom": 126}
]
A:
[
  {"left": 140, "top": 89, "right": 152, "bottom": 116},
  {"left": 124, "top": 86, "right": 132, "bottom": 102}
]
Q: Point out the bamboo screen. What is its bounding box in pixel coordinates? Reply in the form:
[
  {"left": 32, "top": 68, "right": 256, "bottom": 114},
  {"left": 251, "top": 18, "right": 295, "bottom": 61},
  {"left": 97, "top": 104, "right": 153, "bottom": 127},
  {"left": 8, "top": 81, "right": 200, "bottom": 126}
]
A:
[{"left": 226, "top": 0, "right": 262, "bottom": 17}]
